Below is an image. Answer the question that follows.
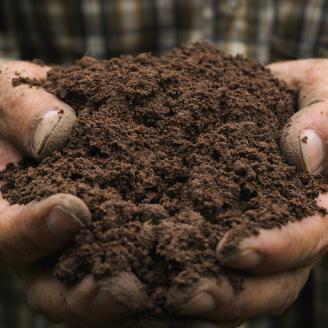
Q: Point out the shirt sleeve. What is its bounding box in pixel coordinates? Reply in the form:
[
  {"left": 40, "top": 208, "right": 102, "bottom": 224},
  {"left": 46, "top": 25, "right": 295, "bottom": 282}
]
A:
[{"left": 270, "top": 0, "right": 328, "bottom": 61}]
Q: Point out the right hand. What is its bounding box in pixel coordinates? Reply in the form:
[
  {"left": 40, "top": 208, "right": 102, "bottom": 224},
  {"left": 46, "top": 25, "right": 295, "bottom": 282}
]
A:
[
  {"left": 168, "top": 59, "right": 328, "bottom": 328},
  {"left": 0, "top": 61, "right": 147, "bottom": 327}
]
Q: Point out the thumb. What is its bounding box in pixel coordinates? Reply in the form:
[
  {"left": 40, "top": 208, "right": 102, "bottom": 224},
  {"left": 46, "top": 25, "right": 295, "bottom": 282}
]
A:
[
  {"left": 268, "top": 59, "right": 328, "bottom": 174},
  {"left": 0, "top": 61, "right": 76, "bottom": 159}
]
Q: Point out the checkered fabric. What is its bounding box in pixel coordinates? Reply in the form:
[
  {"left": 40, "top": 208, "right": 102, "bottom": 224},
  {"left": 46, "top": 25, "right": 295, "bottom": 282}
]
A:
[
  {"left": 0, "top": 1, "right": 328, "bottom": 327},
  {"left": 0, "top": 0, "right": 328, "bottom": 64}
]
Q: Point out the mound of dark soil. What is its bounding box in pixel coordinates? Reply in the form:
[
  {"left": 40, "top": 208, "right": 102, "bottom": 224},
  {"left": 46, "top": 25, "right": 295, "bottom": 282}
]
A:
[{"left": 1, "top": 42, "right": 325, "bottom": 324}]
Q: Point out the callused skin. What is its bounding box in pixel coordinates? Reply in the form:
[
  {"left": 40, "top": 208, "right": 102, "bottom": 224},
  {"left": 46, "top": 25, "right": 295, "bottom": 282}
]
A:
[{"left": 0, "top": 59, "right": 328, "bottom": 328}]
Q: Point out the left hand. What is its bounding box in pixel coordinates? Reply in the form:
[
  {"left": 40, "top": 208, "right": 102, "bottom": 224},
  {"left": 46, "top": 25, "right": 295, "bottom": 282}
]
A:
[
  {"left": 170, "top": 59, "right": 328, "bottom": 328},
  {"left": 0, "top": 61, "right": 147, "bottom": 327}
]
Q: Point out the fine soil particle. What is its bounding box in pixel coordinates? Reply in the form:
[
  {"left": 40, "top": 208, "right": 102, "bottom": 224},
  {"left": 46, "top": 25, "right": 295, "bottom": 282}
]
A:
[{"left": 1, "top": 42, "right": 326, "bottom": 324}]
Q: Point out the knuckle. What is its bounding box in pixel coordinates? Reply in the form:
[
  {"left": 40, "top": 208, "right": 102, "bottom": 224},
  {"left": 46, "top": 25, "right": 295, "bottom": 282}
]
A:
[
  {"left": 65, "top": 294, "right": 89, "bottom": 323},
  {"left": 271, "top": 270, "right": 307, "bottom": 315},
  {"left": 271, "top": 292, "right": 296, "bottom": 315},
  {"left": 311, "top": 250, "right": 326, "bottom": 265},
  {"left": 0, "top": 61, "right": 43, "bottom": 78},
  {"left": 0, "top": 238, "right": 33, "bottom": 264},
  {"left": 11, "top": 234, "right": 42, "bottom": 263},
  {"left": 271, "top": 286, "right": 298, "bottom": 315},
  {"left": 0, "top": 209, "right": 46, "bottom": 263},
  {"left": 315, "top": 236, "right": 328, "bottom": 260},
  {"left": 302, "top": 226, "right": 328, "bottom": 266},
  {"left": 26, "top": 283, "right": 66, "bottom": 324}
]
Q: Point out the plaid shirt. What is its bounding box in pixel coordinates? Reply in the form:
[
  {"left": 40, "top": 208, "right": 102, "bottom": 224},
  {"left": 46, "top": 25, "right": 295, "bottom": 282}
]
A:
[
  {"left": 0, "top": 1, "right": 328, "bottom": 327},
  {"left": 1, "top": 0, "right": 328, "bottom": 64}
]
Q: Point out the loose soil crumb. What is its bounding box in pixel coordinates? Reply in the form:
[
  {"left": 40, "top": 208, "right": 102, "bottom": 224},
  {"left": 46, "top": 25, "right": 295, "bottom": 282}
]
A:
[{"left": 1, "top": 42, "right": 326, "bottom": 324}]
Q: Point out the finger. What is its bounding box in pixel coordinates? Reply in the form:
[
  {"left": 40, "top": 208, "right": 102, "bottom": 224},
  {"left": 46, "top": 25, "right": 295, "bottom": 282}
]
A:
[
  {"left": 176, "top": 267, "right": 310, "bottom": 322},
  {"left": 0, "top": 61, "right": 76, "bottom": 159},
  {"left": 0, "top": 193, "right": 91, "bottom": 264},
  {"left": 268, "top": 60, "right": 321, "bottom": 89},
  {"left": 0, "top": 139, "right": 21, "bottom": 170},
  {"left": 216, "top": 193, "right": 328, "bottom": 273},
  {"left": 24, "top": 270, "right": 147, "bottom": 326},
  {"left": 268, "top": 60, "right": 328, "bottom": 174},
  {"left": 281, "top": 102, "right": 328, "bottom": 174},
  {"left": 268, "top": 59, "right": 328, "bottom": 105}
]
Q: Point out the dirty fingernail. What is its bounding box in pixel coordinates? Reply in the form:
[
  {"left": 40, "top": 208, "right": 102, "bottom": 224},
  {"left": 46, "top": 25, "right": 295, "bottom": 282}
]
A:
[
  {"left": 32, "top": 107, "right": 76, "bottom": 159},
  {"left": 180, "top": 292, "right": 215, "bottom": 315},
  {"left": 219, "top": 249, "right": 262, "bottom": 269},
  {"left": 300, "top": 129, "right": 325, "bottom": 174},
  {"left": 46, "top": 205, "right": 84, "bottom": 240}
]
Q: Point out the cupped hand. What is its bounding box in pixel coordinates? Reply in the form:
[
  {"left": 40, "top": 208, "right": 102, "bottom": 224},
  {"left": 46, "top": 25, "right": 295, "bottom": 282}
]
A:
[
  {"left": 0, "top": 61, "right": 147, "bottom": 327},
  {"left": 169, "top": 59, "right": 328, "bottom": 328}
]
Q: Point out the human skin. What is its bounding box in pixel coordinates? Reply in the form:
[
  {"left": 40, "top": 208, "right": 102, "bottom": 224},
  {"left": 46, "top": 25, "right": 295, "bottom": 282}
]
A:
[
  {"left": 1, "top": 59, "right": 328, "bottom": 328},
  {"left": 0, "top": 61, "right": 148, "bottom": 327},
  {"left": 177, "top": 59, "right": 328, "bottom": 328}
]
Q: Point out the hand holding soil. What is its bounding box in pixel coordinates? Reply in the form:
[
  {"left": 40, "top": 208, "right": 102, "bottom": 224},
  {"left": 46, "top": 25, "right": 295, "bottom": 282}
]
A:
[
  {"left": 0, "top": 61, "right": 141, "bottom": 327},
  {"left": 203, "top": 59, "right": 328, "bottom": 327},
  {"left": 1, "top": 44, "right": 328, "bottom": 328}
]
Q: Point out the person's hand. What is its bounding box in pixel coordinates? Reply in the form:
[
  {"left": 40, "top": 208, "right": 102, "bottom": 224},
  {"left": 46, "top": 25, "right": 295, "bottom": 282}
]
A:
[
  {"left": 0, "top": 61, "right": 147, "bottom": 327},
  {"left": 168, "top": 59, "right": 328, "bottom": 328}
]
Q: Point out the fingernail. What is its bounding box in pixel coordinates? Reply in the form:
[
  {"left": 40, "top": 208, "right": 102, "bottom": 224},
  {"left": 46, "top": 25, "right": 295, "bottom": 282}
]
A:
[
  {"left": 219, "top": 249, "right": 262, "bottom": 269},
  {"left": 300, "top": 128, "right": 325, "bottom": 174},
  {"left": 180, "top": 292, "right": 215, "bottom": 315},
  {"left": 32, "top": 111, "right": 62, "bottom": 155},
  {"left": 46, "top": 205, "right": 84, "bottom": 240},
  {"left": 32, "top": 107, "right": 76, "bottom": 158}
]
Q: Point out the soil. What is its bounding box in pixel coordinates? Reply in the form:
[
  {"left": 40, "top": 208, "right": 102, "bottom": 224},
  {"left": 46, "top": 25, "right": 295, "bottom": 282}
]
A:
[{"left": 1, "top": 42, "right": 326, "bottom": 325}]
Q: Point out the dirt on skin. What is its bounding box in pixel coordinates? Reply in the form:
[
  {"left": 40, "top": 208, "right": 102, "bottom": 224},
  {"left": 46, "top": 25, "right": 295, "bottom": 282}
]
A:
[{"left": 1, "top": 42, "right": 326, "bottom": 325}]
